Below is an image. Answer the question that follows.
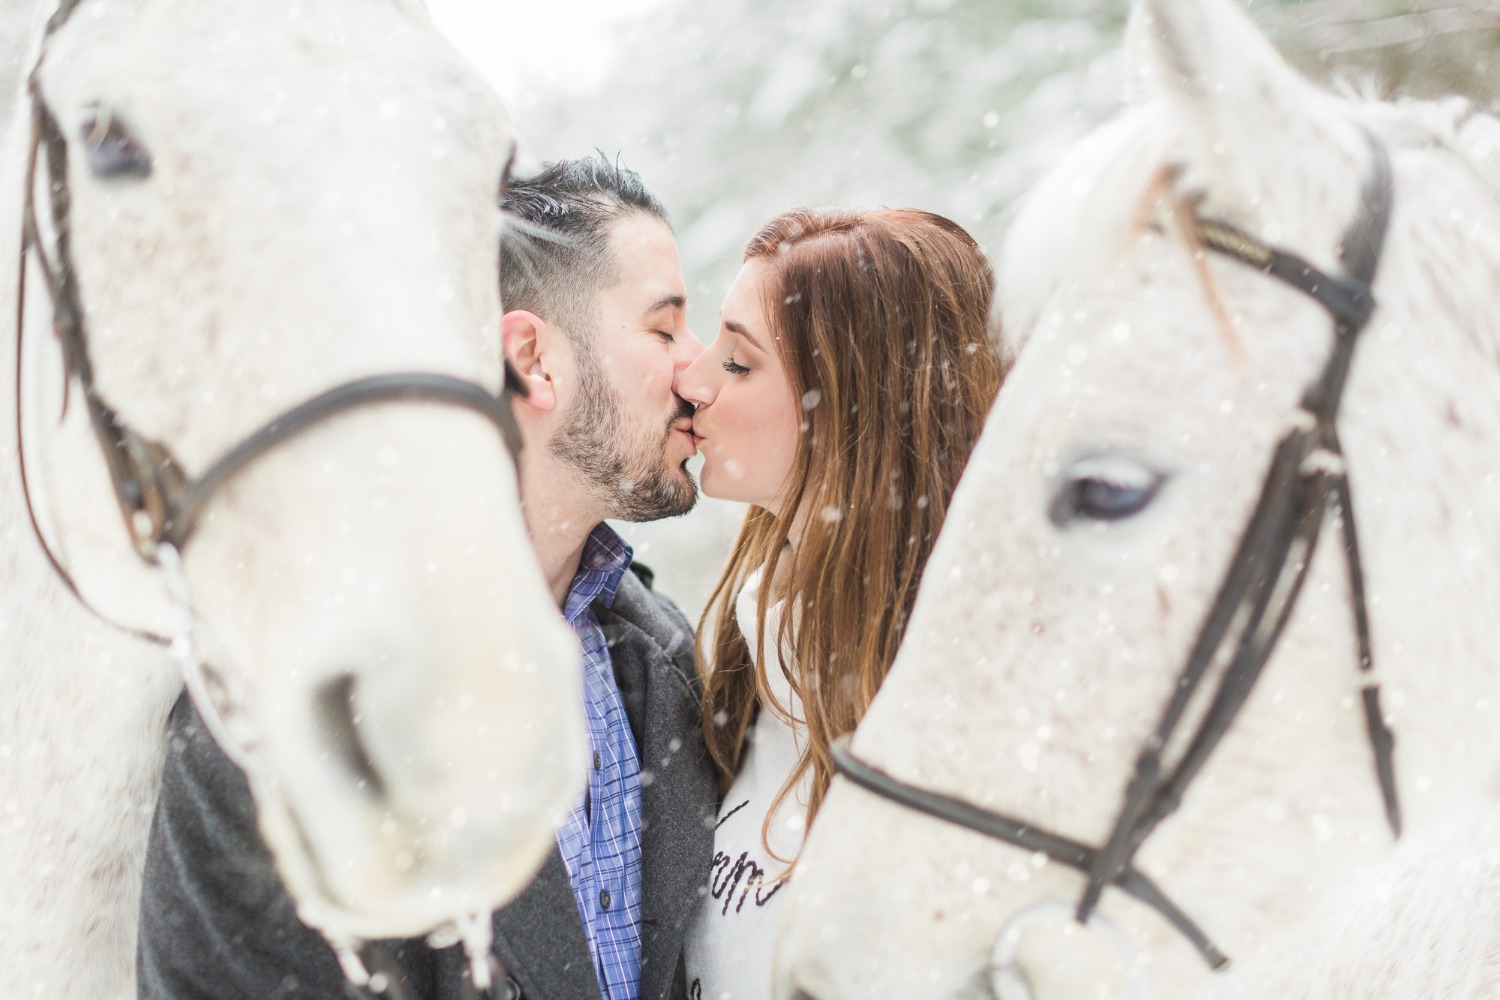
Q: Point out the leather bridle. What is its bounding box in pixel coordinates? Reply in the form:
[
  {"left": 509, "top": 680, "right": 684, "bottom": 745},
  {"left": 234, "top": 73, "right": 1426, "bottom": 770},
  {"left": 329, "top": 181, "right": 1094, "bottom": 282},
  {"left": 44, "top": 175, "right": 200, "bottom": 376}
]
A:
[
  {"left": 18, "top": 66, "right": 523, "bottom": 581},
  {"left": 833, "top": 134, "right": 1397, "bottom": 974},
  {"left": 16, "top": 6, "right": 523, "bottom": 998}
]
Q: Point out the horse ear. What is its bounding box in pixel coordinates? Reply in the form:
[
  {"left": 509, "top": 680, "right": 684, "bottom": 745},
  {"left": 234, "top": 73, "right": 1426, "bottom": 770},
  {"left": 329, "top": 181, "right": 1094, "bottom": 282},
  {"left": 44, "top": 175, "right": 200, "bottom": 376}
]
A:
[{"left": 1127, "top": 0, "right": 1366, "bottom": 237}]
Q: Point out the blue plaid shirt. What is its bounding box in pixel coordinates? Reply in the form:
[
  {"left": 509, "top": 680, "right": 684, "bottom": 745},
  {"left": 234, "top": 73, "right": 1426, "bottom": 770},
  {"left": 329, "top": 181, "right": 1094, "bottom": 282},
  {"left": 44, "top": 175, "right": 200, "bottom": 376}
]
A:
[{"left": 555, "top": 524, "right": 644, "bottom": 1000}]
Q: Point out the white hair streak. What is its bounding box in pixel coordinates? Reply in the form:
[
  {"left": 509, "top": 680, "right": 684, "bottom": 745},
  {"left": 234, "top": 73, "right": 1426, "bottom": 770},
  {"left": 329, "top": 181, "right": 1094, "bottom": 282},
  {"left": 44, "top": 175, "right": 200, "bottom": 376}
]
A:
[{"left": 496, "top": 207, "right": 585, "bottom": 295}]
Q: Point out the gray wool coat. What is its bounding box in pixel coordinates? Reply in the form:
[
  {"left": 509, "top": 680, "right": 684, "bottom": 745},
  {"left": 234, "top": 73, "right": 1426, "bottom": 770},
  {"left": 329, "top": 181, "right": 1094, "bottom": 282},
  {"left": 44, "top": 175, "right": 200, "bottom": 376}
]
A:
[{"left": 137, "top": 565, "right": 718, "bottom": 1000}]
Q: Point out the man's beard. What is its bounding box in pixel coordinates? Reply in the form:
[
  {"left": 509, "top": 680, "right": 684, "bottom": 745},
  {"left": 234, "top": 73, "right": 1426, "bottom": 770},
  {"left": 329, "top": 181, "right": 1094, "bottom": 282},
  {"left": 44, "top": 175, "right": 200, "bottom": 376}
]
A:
[{"left": 550, "top": 348, "right": 698, "bottom": 522}]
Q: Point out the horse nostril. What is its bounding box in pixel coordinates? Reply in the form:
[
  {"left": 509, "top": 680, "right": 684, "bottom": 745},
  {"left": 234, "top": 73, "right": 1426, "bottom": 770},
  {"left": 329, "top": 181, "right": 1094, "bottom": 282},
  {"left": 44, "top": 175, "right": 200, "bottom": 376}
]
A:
[
  {"left": 788, "top": 992, "right": 819, "bottom": 1000},
  {"left": 313, "top": 674, "right": 388, "bottom": 800},
  {"left": 781, "top": 961, "right": 839, "bottom": 1000}
]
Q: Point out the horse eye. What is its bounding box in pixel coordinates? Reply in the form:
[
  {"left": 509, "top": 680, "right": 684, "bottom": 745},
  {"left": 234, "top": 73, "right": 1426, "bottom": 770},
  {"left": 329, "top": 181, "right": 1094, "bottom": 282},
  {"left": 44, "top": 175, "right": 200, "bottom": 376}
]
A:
[
  {"left": 81, "top": 110, "right": 151, "bottom": 179},
  {"left": 1049, "top": 455, "right": 1165, "bottom": 527}
]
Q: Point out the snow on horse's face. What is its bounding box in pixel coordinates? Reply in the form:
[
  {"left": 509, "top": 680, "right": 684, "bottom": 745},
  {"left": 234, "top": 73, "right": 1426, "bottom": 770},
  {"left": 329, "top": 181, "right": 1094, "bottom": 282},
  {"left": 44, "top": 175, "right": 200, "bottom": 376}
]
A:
[
  {"left": 17, "top": 0, "right": 584, "bottom": 943},
  {"left": 778, "top": 0, "right": 1500, "bottom": 998}
]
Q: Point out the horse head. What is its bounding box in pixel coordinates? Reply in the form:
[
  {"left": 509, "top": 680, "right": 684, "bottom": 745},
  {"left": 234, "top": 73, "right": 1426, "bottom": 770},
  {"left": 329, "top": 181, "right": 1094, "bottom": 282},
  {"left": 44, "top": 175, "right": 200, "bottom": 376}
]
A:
[
  {"left": 779, "top": 0, "right": 1500, "bottom": 997},
  {"left": 11, "top": 0, "right": 584, "bottom": 952}
]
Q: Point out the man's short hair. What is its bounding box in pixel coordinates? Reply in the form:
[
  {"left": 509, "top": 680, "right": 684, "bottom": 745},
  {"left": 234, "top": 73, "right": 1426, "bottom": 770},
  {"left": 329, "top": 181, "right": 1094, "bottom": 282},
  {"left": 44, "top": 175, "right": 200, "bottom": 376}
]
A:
[{"left": 500, "top": 154, "right": 670, "bottom": 344}]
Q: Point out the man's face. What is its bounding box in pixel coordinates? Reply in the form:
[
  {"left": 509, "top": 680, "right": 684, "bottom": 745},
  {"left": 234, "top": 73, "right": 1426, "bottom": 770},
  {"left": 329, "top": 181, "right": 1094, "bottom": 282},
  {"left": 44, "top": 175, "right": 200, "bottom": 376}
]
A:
[{"left": 550, "top": 213, "right": 703, "bottom": 521}]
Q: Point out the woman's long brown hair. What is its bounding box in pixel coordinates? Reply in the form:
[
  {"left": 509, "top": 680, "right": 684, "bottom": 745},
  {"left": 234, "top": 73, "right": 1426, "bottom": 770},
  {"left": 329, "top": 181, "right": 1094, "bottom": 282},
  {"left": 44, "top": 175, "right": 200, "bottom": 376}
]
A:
[{"left": 698, "top": 207, "right": 1005, "bottom": 861}]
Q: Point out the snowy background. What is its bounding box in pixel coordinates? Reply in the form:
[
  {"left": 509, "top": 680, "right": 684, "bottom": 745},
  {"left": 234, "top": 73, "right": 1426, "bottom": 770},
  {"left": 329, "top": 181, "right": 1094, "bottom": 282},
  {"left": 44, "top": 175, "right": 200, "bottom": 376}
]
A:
[
  {"left": 427, "top": 0, "right": 1500, "bottom": 620},
  {"left": 4, "top": 0, "right": 1497, "bottom": 618}
]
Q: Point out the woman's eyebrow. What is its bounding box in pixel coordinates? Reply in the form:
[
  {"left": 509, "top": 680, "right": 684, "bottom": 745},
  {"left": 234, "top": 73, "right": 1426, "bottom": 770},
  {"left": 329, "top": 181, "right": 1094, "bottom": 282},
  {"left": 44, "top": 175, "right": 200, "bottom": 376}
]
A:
[{"left": 724, "top": 320, "right": 767, "bottom": 353}]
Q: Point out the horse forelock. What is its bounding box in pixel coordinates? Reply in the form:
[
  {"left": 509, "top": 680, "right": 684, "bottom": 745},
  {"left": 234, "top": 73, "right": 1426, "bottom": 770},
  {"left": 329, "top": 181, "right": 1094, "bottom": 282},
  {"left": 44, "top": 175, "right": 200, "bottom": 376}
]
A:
[
  {"left": 996, "top": 104, "right": 1253, "bottom": 381},
  {"left": 996, "top": 107, "right": 1174, "bottom": 356},
  {"left": 1001, "top": 88, "right": 1500, "bottom": 381}
]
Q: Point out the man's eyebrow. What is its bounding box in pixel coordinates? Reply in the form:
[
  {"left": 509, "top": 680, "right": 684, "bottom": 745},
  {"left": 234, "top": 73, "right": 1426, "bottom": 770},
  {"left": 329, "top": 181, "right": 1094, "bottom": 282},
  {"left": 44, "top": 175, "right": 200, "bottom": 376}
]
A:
[
  {"left": 642, "top": 294, "right": 686, "bottom": 317},
  {"left": 725, "top": 320, "right": 767, "bottom": 353}
]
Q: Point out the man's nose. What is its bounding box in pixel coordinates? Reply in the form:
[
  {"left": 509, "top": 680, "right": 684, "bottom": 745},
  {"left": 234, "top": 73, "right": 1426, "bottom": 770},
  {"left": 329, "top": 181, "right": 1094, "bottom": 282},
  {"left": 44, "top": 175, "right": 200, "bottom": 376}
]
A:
[
  {"left": 675, "top": 327, "right": 706, "bottom": 369},
  {"left": 675, "top": 349, "right": 714, "bottom": 405}
]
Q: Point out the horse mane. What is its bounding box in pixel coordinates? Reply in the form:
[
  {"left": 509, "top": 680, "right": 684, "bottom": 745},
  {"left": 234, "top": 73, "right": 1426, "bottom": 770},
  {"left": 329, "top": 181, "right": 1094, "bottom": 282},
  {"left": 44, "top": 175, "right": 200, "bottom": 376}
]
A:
[{"left": 1361, "top": 96, "right": 1500, "bottom": 200}]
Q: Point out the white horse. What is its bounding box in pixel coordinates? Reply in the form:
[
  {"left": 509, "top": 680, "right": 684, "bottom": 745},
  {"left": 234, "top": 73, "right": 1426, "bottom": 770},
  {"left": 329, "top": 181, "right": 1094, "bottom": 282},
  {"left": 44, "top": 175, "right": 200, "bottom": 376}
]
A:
[
  {"left": 0, "top": 1, "right": 584, "bottom": 996},
  {"left": 778, "top": 0, "right": 1500, "bottom": 997}
]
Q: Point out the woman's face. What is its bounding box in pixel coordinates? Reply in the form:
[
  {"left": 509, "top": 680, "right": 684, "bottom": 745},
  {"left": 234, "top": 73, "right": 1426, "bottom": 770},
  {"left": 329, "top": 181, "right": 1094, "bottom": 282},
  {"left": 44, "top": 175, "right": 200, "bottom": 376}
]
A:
[{"left": 678, "top": 259, "right": 802, "bottom": 513}]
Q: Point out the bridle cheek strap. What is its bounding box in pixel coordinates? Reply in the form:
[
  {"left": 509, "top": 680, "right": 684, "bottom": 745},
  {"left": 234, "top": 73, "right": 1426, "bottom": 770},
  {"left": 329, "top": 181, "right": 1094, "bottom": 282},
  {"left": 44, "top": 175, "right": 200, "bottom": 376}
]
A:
[
  {"left": 20, "top": 69, "right": 524, "bottom": 566},
  {"left": 1079, "top": 133, "right": 1398, "bottom": 923},
  {"left": 160, "top": 371, "right": 524, "bottom": 551},
  {"left": 831, "top": 133, "right": 1395, "bottom": 974}
]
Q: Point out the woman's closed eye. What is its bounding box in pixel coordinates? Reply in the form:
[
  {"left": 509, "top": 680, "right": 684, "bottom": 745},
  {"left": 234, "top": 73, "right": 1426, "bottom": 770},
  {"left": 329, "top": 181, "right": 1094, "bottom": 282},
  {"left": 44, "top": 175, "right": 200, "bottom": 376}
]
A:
[
  {"left": 722, "top": 358, "right": 750, "bottom": 376},
  {"left": 655, "top": 330, "right": 677, "bottom": 344}
]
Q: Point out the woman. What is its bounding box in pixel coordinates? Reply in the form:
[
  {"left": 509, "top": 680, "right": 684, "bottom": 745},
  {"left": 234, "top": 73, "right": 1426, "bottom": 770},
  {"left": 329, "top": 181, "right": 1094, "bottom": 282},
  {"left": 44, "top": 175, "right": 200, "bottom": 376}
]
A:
[{"left": 678, "top": 207, "right": 1005, "bottom": 999}]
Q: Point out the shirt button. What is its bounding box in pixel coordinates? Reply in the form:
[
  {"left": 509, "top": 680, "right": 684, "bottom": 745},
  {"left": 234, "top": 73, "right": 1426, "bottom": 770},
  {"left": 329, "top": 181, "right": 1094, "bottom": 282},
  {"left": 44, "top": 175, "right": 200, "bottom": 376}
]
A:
[
  {"left": 599, "top": 890, "right": 612, "bottom": 910},
  {"left": 593, "top": 752, "right": 602, "bottom": 771}
]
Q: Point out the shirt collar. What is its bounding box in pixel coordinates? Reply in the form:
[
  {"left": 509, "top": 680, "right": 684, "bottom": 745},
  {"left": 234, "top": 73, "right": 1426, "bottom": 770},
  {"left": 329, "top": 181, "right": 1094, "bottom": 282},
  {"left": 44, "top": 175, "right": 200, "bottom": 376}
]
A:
[{"left": 562, "top": 522, "right": 634, "bottom": 624}]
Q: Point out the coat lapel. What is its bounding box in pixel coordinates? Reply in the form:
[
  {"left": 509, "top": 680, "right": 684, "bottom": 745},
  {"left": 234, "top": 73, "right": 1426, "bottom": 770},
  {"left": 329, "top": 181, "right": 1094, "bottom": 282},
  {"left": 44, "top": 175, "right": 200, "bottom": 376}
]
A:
[
  {"left": 490, "top": 849, "right": 602, "bottom": 1000},
  {"left": 486, "top": 570, "right": 715, "bottom": 1000},
  {"left": 602, "top": 590, "right": 717, "bottom": 1000}
]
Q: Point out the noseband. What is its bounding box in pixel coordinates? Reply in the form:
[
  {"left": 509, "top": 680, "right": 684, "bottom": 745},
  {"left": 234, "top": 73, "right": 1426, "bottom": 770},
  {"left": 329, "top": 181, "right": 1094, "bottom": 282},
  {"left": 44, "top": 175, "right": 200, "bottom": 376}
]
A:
[
  {"left": 16, "top": 8, "right": 521, "bottom": 998},
  {"left": 834, "top": 134, "right": 1396, "bottom": 973}
]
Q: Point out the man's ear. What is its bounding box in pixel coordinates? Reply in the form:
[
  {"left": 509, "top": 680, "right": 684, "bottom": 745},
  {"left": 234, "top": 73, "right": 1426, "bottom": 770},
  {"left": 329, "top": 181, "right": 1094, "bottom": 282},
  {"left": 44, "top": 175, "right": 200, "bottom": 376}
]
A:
[{"left": 501, "top": 309, "right": 557, "bottom": 412}]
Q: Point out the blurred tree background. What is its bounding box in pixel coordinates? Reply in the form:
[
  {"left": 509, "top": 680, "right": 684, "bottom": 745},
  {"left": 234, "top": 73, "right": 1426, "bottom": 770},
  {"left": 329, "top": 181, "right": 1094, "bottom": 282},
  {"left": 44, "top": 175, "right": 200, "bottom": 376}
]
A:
[
  {"left": 508, "top": 0, "right": 1499, "bottom": 330},
  {"left": 496, "top": 0, "right": 1499, "bottom": 617}
]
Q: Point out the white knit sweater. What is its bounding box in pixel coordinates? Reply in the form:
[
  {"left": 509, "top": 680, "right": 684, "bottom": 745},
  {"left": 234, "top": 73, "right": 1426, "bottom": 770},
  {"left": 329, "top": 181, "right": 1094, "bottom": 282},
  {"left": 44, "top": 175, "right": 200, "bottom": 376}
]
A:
[{"left": 685, "top": 568, "right": 810, "bottom": 1000}]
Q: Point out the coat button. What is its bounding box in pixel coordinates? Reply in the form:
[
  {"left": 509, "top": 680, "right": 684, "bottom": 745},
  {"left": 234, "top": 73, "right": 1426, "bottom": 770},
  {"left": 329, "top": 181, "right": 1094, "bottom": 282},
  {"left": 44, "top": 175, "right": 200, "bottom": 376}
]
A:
[
  {"left": 593, "top": 751, "right": 602, "bottom": 771},
  {"left": 599, "top": 889, "right": 612, "bottom": 910},
  {"left": 499, "top": 976, "right": 522, "bottom": 1000}
]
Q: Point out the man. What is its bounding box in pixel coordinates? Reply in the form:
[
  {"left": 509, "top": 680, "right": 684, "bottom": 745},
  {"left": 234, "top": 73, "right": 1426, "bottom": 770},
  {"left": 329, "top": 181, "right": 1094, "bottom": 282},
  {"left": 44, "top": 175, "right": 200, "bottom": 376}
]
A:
[{"left": 137, "top": 156, "right": 717, "bottom": 1000}]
